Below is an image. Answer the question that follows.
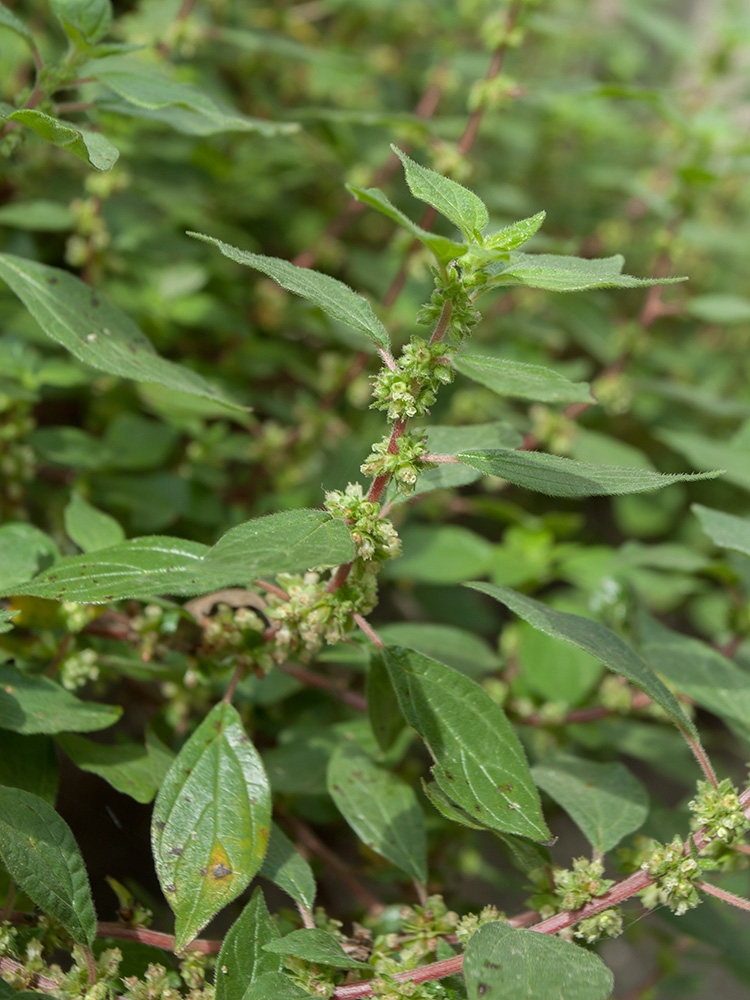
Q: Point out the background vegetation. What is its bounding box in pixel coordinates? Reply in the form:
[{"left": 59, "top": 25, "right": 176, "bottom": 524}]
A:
[{"left": 1, "top": 0, "right": 750, "bottom": 998}]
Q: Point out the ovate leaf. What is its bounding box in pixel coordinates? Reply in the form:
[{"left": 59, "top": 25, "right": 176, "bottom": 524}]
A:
[
  {"left": 464, "top": 922, "right": 613, "bottom": 1000},
  {"left": 238, "top": 972, "right": 316, "bottom": 1000},
  {"left": 692, "top": 504, "right": 750, "bottom": 557},
  {"left": 382, "top": 647, "right": 550, "bottom": 842},
  {"left": 456, "top": 448, "right": 721, "bottom": 497},
  {"left": 532, "top": 754, "right": 648, "bottom": 855},
  {"left": 0, "top": 787, "right": 96, "bottom": 945},
  {"left": 0, "top": 664, "right": 121, "bottom": 734},
  {"left": 0, "top": 2, "right": 35, "bottom": 48},
  {"left": 0, "top": 732, "right": 58, "bottom": 804},
  {"left": 367, "top": 652, "right": 405, "bottom": 753},
  {"left": 347, "top": 184, "right": 464, "bottom": 265},
  {"left": 188, "top": 233, "right": 390, "bottom": 355},
  {"left": 258, "top": 822, "right": 316, "bottom": 911},
  {"left": 2, "top": 111, "right": 118, "bottom": 170},
  {"left": 327, "top": 742, "right": 427, "bottom": 884},
  {"left": 453, "top": 355, "right": 592, "bottom": 404},
  {"left": 264, "top": 928, "right": 371, "bottom": 970},
  {"left": 12, "top": 510, "right": 355, "bottom": 603},
  {"left": 151, "top": 703, "right": 272, "bottom": 951},
  {"left": 639, "top": 615, "right": 750, "bottom": 741},
  {"left": 469, "top": 583, "right": 699, "bottom": 741},
  {"left": 0, "top": 254, "right": 241, "bottom": 407},
  {"left": 51, "top": 0, "right": 112, "bottom": 43},
  {"left": 392, "top": 145, "right": 489, "bottom": 239},
  {"left": 215, "top": 888, "right": 281, "bottom": 1000},
  {"left": 484, "top": 212, "right": 546, "bottom": 253},
  {"left": 64, "top": 494, "right": 125, "bottom": 552},
  {"left": 490, "top": 252, "right": 685, "bottom": 292},
  {"left": 56, "top": 733, "right": 158, "bottom": 804},
  {"left": 0, "top": 523, "right": 59, "bottom": 593}
]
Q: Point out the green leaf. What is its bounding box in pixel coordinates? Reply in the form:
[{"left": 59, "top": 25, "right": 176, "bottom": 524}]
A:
[
  {"left": 151, "top": 702, "right": 271, "bottom": 952},
  {"left": 382, "top": 647, "right": 550, "bottom": 842},
  {"left": 469, "top": 583, "right": 699, "bottom": 741},
  {"left": 0, "top": 2, "right": 36, "bottom": 49},
  {"left": 0, "top": 254, "right": 242, "bottom": 408},
  {"left": 376, "top": 623, "right": 500, "bottom": 678},
  {"left": 366, "top": 652, "right": 404, "bottom": 754},
  {"left": 0, "top": 199, "right": 76, "bottom": 231},
  {"left": 258, "top": 822, "right": 316, "bottom": 911},
  {"left": 264, "top": 928, "right": 371, "bottom": 970},
  {"left": 658, "top": 429, "right": 750, "bottom": 491},
  {"left": 0, "top": 664, "right": 121, "bottom": 735},
  {"left": 0, "top": 732, "right": 58, "bottom": 804},
  {"left": 484, "top": 212, "right": 546, "bottom": 253},
  {"left": 86, "top": 56, "right": 296, "bottom": 137},
  {"left": 420, "top": 779, "right": 487, "bottom": 830},
  {"left": 386, "top": 525, "right": 493, "bottom": 583},
  {"left": 517, "top": 618, "right": 602, "bottom": 709},
  {"left": 188, "top": 233, "right": 390, "bottom": 355},
  {"left": 456, "top": 448, "right": 722, "bottom": 498},
  {"left": 64, "top": 495, "right": 125, "bottom": 552},
  {"left": 238, "top": 972, "right": 317, "bottom": 1000},
  {"left": 453, "top": 355, "right": 593, "bottom": 404},
  {"left": 489, "top": 251, "right": 685, "bottom": 292},
  {"left": 51, "top": 0, "right": 112, "bottom": 43},
  {"left": 0, "top": 523, "right": 59, "bottom": 593},
  {"left": 346, "top": 184, "right": 465, "bottom": 264},
  {"left": 531, "top": 754, "right": 648, "bottom": 855},
  {"left": 0, "top": 609, "right": 17, "bottom": 634},
  {"left": 327, "top": 741, "right": 427, "bottom": 884},
  {"left": 464, "top": 922, "right": 613, "bottom": 1000},
  {"left": 56, "top": 733, "right": 158, "bottom": 804},
  {"left": 0, "top": 787, "right": 96, "bottom": 945},
  {"left": 1, "top": 110, "right": 118, "bottom": 170},
  {"left": 638, "top": 616, "right": 750, "bottom": 741},
  {"left": 392, "top": 145, "right": 489, "bottom": 239},
  {"left": 215, "top": 888, "right": 281, "bottom": 1000},
  {"left": 11, "top": 510, "right": 355, "bottom": 603},
  {"left": 692, "top": 504, "right": 750, "bottom": 557},
  {"left": 687, "top": 293, "right": 750, "bottom": 324}
]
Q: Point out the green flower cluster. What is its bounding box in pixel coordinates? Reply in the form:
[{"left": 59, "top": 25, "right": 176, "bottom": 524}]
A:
[
  {"left": 324, "top": 484, "right": 401, "bottom": 562},
  {"left": 417, "top": 266, "right": 480, "bottom": 344},
  {"left": 553, "top": 857, "right": 614, "bottom": 912},
  {"left": 688, "top": 778, "right": 750, "bottom": 845},
  {"left": 573, "top": 908, "right": 623, "bottom": 944},
  {"left": 266, "top": 566, "right": 377, "bottom": 661},
  {"left": 640, "top": 836, "right": 704, "bottom": 915},
  {"left": 371, "top": 336, "right": 455, "bottom": 423},
  {"left": 361, "top": 430, "right": 435, "bottom": 495},
  {"left": 455, "top": 905, "right": 504, "bottom": 944}
]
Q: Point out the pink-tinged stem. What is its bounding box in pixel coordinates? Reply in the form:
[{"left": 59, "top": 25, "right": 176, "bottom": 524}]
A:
[
  {"left": 697, "top": 881, "right": 750, "bottom": 912},
  {"left": 352, "top": 612, "right": 384, "bottom": 649}
]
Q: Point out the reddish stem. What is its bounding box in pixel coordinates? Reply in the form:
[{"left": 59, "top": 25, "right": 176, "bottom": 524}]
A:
[
  {"left": 278, "top": 662, "right": 367, "bottom": 713},
  {"left": 351, "top": 612, "right": 384, "bottom": 649}
]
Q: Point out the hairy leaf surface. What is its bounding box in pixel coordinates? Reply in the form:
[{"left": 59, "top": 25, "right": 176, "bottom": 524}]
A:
[
  {"left": 0, "top": 664, "right": 121, "bottom": 734},
  {"left": 454, "top": 355, "right": 592, "bottom": 404},
  {"left": 392, "top": 145, "right": 489, "bottom": 238},
  {"left": 457, "top": 448, "right": 721, "bottom": 497},
  {"left": 382, "top": 647, "right": 550, "bottom": 841},
  {"left": 215, "top": 888, "right": 281, "bottom": 1000},
  {"left": 0, "top": 787, "right": 96, "bottom": 945},
  {"left": 151, "top": 703, "right": 272, "bottom": 951},
  {"left": 464, "top": 922, "right": 613, "bottom": 1000}
]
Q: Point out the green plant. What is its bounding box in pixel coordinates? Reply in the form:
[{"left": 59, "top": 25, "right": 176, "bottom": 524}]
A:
[{"left": 2, "top": 2, "right": 750, "bottom": 999}]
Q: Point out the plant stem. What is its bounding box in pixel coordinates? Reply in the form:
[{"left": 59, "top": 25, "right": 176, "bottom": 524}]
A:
[
  {"left": 278, "top": 662, "right": 367, "bottom": 712},
  {"left": 221, "top": 660, "right": 245, "bottom": 704},
  {"left": 697, "top": 880, "right": 750, "bottom": 912},
  {"left": 351, "top": 612, "right": 383, "bottom": 649}
]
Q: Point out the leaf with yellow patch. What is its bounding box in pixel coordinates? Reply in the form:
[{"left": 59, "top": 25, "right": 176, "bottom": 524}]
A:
[{"left": 151, "top": 702, "right": 271, "bottom": 951}]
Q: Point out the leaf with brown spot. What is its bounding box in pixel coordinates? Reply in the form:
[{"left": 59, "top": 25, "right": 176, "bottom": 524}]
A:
[{"left": 151, "top": 703, "right": 271, "bottom": 952}]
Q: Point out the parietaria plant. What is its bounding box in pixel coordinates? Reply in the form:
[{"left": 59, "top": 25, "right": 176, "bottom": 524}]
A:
[{"left": 2, "top": 2, "right": 750, "bottom": 1000}]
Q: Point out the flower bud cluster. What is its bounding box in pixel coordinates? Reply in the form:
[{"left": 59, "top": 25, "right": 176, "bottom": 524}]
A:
[
  {"left": 361, "top": 431, "right": 434, "bottom": 495},
  {"left": 553, "top": 857, "right": 613, "bottom": 911},
  {"left": 455, "top": 904, "right": 504, "bottom": 944},
  {"left": 371, "top": 337, "right": 455, "bottom": 422},
  {"left": 60, "top": 601, "right": 99, "bottom": 634},
  {"left": 640, "top": 836, "right": 703, "bottom": 915},
  {"left": 266, "top": 565, "right": 377, "bottom": 662},
  {"left": 688, "top": 778, "right": 750, "bottom": 845},
  {"left": 324, "top": 484, "right": 401, "bottom": 562},
  {"left": 60, "top": 647, "right": 99, "bottom": 691},
  {"left": 200, "top": 603, "right": 274, "bottom": 674},
  {"left": 417, "top": 266, "right": 480, "bottom": 344},
  {"left": 573, "top": 907, "right": 623, "bottom": 944}
]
